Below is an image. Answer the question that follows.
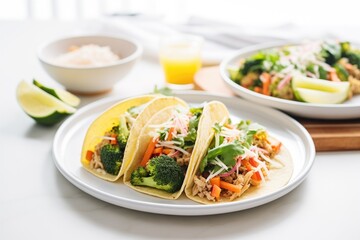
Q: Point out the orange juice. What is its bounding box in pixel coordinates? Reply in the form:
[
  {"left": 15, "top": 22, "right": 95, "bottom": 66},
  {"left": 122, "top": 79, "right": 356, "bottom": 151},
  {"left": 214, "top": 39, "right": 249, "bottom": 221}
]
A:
[
  {"left": 160, "top": 53, "right": 201, "bottom": 85},
  {"left": 159, "top": 35, "right": 203, "bottom": 86}
]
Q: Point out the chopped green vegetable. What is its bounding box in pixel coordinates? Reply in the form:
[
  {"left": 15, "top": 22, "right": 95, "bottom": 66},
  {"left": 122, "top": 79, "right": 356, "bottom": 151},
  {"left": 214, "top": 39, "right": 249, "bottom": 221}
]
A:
[
  {"left": 199, "top": 143, "right": 244, "bottom": 173},
  {"left": 183, "top": 107, "right": 203, "bottom": 145},
  {"left": 320, "top": 41, "right": 342, "bottom": 65},
  {"left": 117, "top": 115, "right": 130, "bottom": 149},
  {"left": 334, "top": 64, "right": 349, "bottom": 81},
  {"left": 153, "top": 85, "right": 173, "bottom": 96}
]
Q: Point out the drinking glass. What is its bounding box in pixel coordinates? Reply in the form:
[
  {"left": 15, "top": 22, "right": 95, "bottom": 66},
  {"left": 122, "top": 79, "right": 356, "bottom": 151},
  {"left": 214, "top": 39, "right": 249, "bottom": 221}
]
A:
[{"left": 159, "top": 34, "right": 203, "bottom": 89}]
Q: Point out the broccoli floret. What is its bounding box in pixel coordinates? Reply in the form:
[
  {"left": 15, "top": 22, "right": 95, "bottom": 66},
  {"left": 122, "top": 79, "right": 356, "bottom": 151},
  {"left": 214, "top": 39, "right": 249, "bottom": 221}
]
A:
[
  {"left": 345, "top": 52, "right": 360, "bottom": 67},
  {"left": 116, "top": 115, "right": 130, "bottom": 149},
  {"left": 130, "top": 155, "right": 184, "bottom": 193},
  {"left": 100, "top": 144, "right": 122, "bottom": 175},
  {"left": 130, "top": 166, "right": 149, "bottom": 184},
  {"left": 340, "top": 42, "right": 351, "bottom": 55},
  {"left": 340, "top": 41, "right": 360, "bottom": 67},
  {"left": 241, "top": 59, "right": 264, "bottom": 75}
]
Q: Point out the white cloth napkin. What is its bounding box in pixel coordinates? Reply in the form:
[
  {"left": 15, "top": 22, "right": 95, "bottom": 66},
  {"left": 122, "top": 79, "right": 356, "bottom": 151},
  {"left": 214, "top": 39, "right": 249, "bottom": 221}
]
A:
[{"left": 90, "top": 15, "right": 360, "bottom": 66}]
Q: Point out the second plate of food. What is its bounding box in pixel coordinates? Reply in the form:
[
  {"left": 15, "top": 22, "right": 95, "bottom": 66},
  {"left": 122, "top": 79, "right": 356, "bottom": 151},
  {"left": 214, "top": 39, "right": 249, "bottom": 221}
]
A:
[{"left": 220, "top": 41, "right": 360, "bottom": 119}]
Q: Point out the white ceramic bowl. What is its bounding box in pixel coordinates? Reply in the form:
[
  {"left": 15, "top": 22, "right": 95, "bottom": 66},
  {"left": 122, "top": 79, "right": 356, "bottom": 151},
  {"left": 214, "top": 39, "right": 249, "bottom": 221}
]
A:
[{"left": 38, "top": 35, "right": 142, "bottom": 95}]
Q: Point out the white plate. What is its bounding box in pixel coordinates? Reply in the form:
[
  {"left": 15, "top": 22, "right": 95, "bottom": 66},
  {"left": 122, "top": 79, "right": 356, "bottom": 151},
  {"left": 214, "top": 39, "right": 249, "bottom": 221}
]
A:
[
  {"left": 220, "top": 41, "right": 360, "bottom": 119},
  {"left": 52, "top": 92, "right": 315, "bottom": 216}
]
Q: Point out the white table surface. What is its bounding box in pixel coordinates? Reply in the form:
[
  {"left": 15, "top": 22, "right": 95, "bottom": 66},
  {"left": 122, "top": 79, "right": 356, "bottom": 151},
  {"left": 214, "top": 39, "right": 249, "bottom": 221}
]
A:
[{"left": 1, "top": 20, "right": 360, "bottom": 240}]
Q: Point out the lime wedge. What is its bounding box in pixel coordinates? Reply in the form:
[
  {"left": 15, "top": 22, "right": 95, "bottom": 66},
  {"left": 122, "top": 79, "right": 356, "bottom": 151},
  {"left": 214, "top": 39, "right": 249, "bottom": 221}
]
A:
[
  {"left": 292, "top": 76, "right": 349, "bottom": 93},
  {"left": 292, "top": 76, "right": 350, "bottom": 104},
  {"left": 33, "top": 79, "right": 80, "bottom": 107},
  {"left": 293, "top": 87, "right": 349, "bottom": 104},
  {"left": 16, "top": 80, "right": 76, "bottom": 126}
]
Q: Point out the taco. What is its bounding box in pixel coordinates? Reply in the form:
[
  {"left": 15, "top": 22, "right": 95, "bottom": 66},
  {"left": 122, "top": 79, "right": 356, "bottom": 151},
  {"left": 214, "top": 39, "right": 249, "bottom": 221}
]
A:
[
  {"left": 123, "top": 100, "right": 229, "bottom": 200},
  {"left": 81, "top": 95, "right": 186, "bottom": 181},
  {"left": 185, "top": 118, "right": 293, "bottom": 204}
]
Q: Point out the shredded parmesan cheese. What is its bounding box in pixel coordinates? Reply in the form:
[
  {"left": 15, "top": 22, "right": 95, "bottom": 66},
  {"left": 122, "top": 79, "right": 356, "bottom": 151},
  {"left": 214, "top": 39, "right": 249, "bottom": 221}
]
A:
[{"left": 55, "top": 44, "right": 119, "bottom": 67}]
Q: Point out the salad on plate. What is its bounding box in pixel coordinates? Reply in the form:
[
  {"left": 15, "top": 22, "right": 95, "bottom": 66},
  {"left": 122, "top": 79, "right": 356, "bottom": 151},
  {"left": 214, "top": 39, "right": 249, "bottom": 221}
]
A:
[{"left": 228, "top": 41, "right": 360, "bottom": 104}]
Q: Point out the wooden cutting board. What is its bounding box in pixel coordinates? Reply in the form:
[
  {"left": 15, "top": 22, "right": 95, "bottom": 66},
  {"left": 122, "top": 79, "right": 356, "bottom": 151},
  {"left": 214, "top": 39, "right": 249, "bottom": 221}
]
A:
[{"left": 194, "top": 66, "right": 360, "bottom": 152}]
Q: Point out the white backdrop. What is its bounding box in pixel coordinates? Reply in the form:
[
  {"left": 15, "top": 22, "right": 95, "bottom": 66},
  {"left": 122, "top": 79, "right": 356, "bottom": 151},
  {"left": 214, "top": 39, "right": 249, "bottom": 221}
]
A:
[{"left": 1, "top": 0, "right": 360, "bottom": 27}]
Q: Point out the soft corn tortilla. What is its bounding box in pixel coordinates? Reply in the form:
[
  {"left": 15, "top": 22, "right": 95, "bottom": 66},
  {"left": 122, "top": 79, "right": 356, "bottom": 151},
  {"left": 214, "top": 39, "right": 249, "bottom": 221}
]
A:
[
  {"left": 185, "top": 133, "right": 294, "bottom": 204},
  {"left": 124, "top": 101, "right": 230, "bottom": 200},
  {"left": 81, "top": 95, "right": 186, "bottom": 181}
]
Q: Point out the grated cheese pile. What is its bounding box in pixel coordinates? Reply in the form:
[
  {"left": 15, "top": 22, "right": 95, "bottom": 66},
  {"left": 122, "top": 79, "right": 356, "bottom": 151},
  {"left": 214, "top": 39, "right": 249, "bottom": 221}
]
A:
[{"left": 55, "top": 44, "right": 119, "bottom": 67}]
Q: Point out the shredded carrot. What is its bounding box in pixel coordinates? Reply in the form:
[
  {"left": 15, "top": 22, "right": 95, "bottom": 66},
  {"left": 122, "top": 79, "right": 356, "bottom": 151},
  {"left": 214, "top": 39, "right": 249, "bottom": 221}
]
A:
[
  {"left": 344, "top": 63, "right": 353, "bottom": 70},
  {"left": 260, "top": 72, "right": 271, "bottom": 95},
  {"left": 254, "top": 86, "right": 262, "bottom": 93},
  {"left": 252, "top": 172, "right": 262, "bottom": 181},
  {"left": 167, "top": 127, "right": 175, "bottom": 141},
  {"left": 162, "top": 148, "right": 172, "bottom": 155},
  {"left": 153, "top": 147, "right": 163, "bottom": 155},
  {"left": 249, "top": 158, "right": 262, "bottom": 181},
  {"left": 211, "top": 184, "right": 222, "bottom": 200},
  {"left": 272, "top": 142, "right": 282, "bottom": 154},
  {"left": 249, "top": 158, "right": 259, "bottom": 168},
  {"left": 329, "top": 71, "right": 341, "bottom": 82},
  {"left": 220, "top": 181, "right": 242, "bottom": 193},
  {"left": 85, "top": 150, "right": 94, "bottom": 161},
  {"left": 244, "top": 158, "right": 262, "bottom": 181},
  {"left": 210, "top": 176, "right": 221, "bottom": 187},
  {"left": 243, "top": 160, "right": 252, "bottom": 171},
  {"left": 110, "top": 133, "right": 117, "bottom": 145},
  {"left": 140, "top": 138, "right": 157, "bottom": 167}
]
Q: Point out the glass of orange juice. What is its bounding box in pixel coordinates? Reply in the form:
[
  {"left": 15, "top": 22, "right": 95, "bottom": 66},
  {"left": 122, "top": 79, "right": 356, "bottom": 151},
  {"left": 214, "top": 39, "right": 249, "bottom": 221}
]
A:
[{"left": 159, "top": 34, "right": 203, "bottom": 89}]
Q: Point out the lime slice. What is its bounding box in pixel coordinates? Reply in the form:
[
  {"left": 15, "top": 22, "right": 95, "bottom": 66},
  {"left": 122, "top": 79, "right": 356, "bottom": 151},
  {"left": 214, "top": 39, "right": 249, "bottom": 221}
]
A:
[
  {"left": 292, "top": 76, "right": 350, "bottom": 104},
  {"left": 292, "top": 75, "right": 349, "bottom": 93},
  {"left": 293, "top": 87, "right": 349, "bottom": 104},
  {"left": 33, "top": 79, "right": 80, "bottom": 107},
  {"left": 16, "top": 80, "right": 76, "bottom": 126}
]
